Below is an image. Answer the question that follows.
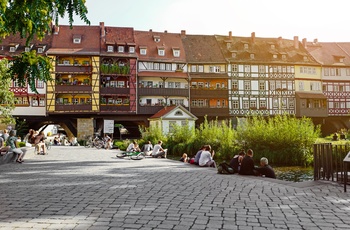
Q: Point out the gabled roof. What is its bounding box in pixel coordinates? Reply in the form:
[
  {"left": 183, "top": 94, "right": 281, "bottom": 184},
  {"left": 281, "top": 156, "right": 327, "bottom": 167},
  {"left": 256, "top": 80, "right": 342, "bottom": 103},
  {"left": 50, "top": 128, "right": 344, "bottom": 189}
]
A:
[
  {"left": 182, "top": 35, "right": 226, "bottom": 63},
  {"left": 100, "top": 26, "right": 137, "bottom": 58},
  {"left": 306, "top": 41, "right": 350, "bottom": 66},
  {"left": 134, "top": 30, "right": 186, "bottom": 62},
  {"left": 48, "top": 25, "right": 100, "bottom": 55},
  {"left": 149, "top": 105, "right": 197, "bottom": 120},
  {"left": 0, "top": 33, "right": 52, "bottom": 57},
  {"left": 216, "top": 35, "right": 319, "bottom": 65}
]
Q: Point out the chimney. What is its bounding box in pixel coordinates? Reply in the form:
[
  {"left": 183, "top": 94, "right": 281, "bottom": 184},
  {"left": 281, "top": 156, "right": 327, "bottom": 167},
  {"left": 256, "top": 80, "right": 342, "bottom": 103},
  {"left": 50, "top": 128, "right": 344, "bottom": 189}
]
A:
[
  {"left": 149, "top": 29, "right": 153, "bottom": 32},
  {"left": 313, "top": 38, "right": 318, "bottom": 44},
  {"left": 229, "top": 31, "right": 232, "bottom": 39},
  {"left": 302, "top": 38, "right": 307, "bottom": 48},
  {"left": 277, "top": 36, "right": 282, "bottom": 47},
  {"left": 164, "top": 30, "right": 167, "bottom": 33},
  {"left": 181, "top": 30, "right": 186, "bottom": 38},
  {"left": 53, "top": 25, "right": 59, "bottom": 35},
  {"left": 294, "top": 36, "right": 299, "bottom": 49},
  {"left": 251, "top": 32, "right": 255, "bottom": 44}
]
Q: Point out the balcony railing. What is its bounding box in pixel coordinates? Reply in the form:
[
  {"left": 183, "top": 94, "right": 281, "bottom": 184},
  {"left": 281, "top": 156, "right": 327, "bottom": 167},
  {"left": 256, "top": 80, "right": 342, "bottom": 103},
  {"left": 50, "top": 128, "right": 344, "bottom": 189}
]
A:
[
  {"left": 100, "top": 105, "right": 130, "bottom": 112},
  {"left": 297, "top": 108, "right": 328, "bottom": 117},
  {"left": 190, "top": 88, "right": 228, "bottom": 98},
  {"left": 190, "top": 107, "right": 229, "bottom": 116},
  {"left": 100, "top": 87, "right": 130, "bottom": 95},
  {"left": 55, "top": 104, "right": 92, "bottom": 111},
  {"left": 55, "top": 85, "right": 92, "bottom": 92},
  {"left": 56, "top": 65, "right": 92, "bottom": 73},
  {"left": 138, "top": 88, "right": 188, "bottom": 97}
]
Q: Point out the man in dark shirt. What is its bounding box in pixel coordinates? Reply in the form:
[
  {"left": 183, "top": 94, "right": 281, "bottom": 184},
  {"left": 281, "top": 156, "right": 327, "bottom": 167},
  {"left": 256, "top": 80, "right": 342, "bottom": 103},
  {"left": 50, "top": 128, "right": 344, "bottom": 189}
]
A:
[
  {"left": 239, "top": 149, "right": 257, "bottom": 175},
  {"left": 256, "top": 157, "right": 276, "bottom": 179}
]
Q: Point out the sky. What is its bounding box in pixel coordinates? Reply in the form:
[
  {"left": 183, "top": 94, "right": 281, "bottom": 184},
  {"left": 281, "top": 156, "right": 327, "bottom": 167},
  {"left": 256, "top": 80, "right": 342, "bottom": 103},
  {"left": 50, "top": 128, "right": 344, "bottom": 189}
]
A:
[{"left": 60, "top": 0, "right": 350, "bottom": 42}]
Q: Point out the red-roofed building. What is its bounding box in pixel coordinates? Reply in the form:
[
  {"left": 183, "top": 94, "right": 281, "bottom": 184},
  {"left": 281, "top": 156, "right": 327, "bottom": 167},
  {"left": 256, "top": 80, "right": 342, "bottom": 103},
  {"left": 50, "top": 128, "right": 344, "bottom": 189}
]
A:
[{"left": 134, "top": 30, "right": 189, "bottom": 115}]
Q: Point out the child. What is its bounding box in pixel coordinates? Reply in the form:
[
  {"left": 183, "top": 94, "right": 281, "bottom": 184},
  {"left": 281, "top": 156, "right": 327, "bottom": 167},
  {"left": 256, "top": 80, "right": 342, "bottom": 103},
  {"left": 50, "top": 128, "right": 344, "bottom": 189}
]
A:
[{"left": 180, "top": 153, "right": 189, "bottom": 163}]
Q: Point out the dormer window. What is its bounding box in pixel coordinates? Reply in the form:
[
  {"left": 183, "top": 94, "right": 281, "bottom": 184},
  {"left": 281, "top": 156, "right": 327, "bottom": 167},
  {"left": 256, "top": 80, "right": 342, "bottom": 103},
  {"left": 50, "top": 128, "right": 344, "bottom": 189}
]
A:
[
  {"left": 158, "top": 48, "right": 165, "bottom": 56},
  {"left": 73, "top": 35, "right": 81, "bottom": 44},
  {"left": 140, "top": 47, "right": 147, "bottom": 55},
  {"left": 226, "top": 42, "right": 231, "bottom": 49},
  {"left": 273, "top": 54, "right": 278, "bottom": 59},
  {"left": 107, "top": 45, "right": 114, "bottom": 52},
  {"left": 231, "top": 52, "right": 237, "bottom": 58},
  {"left": 25, "top": 47, "right": 30, "bottom": 52},
  {"left": 271, "top": 44, "right": 275, "bottom": 49},
  {"left": 153, "top": 36, "right": 160, "bottom": 42},
  {"left": 244, "top": 43, "right": 249, "bottom": 49},
  {"left": 282, "top": 54, "right": 287, "bottom": 60},
  {"left": 9, "top": 44, "right": 19, "bottom": 52},
  {"left": 118, "top": 46, "right": 124, "bottom": 53},
  {"left": 303, "top": 56, "right": 308, "bottom": 61},
  {"left": 38, "top": 48, "right": 43, "bottom": 53},
  {"left": 172, "top": 48, "right": 180, "bottom": 57},
  {"left": 250, "top": 53, "right": 255, "bottom": 59},
  {"left": 129, "top": 46, "right": 135, "bottom": 53}
]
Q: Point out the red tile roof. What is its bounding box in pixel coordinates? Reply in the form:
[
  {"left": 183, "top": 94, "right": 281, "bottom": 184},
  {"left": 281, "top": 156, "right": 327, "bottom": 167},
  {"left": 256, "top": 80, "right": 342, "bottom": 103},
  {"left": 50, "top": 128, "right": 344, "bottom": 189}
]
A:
[
  {"left": 306, "top": 42, "right": 350, "bottom": 66},
  {"left": 134, "top": 30, "right": 186, "bottom": 62},
  {"left": 149, "top": 106, "right": 177, "bottom": 119}
]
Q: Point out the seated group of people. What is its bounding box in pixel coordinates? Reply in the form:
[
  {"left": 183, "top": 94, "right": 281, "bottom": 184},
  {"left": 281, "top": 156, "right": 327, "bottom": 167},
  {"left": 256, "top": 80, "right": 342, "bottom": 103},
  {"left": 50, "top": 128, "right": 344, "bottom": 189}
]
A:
[
  {"left": 26, "top": 129, "right": 47, "bottom": 154},
  {"left": 126, "top": 140, "right": 167, "bottom": 158},
  {"left": 232, "top": 149, "right": 276, "bottom": 179},
  {"left": 181, "top": 145, "right": 216, "bottom": 168}
]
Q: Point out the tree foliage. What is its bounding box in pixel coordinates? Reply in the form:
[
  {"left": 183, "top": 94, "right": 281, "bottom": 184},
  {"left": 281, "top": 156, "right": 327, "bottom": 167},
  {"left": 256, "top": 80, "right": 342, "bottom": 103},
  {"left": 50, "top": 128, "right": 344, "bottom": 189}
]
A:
[
  {"left": 0, "top": 0, "right": 90, "bottom": 91},
  {"left": 0, "top": 59, "right": 15, "bottom": 124}
]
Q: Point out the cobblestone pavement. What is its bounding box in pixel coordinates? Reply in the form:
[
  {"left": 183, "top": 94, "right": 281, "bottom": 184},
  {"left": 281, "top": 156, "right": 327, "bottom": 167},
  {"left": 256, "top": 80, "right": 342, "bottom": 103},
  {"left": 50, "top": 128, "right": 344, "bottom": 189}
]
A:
[{"left": 0, "top": 146, "right": 350, "bottom": 230}]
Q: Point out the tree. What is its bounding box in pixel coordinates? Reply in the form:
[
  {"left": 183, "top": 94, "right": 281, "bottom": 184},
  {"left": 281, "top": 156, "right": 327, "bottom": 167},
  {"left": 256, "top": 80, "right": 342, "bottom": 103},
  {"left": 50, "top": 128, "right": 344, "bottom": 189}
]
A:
[
  {"left": 0, "top": 59, "right": 15, "bottom": 125},
  {"left": 0, "top": 0, "right": 90, "bottom": 92}
]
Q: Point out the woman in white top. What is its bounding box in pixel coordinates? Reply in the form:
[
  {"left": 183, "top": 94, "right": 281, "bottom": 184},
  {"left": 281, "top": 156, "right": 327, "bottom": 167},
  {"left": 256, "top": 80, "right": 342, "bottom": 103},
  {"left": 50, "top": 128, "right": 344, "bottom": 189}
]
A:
[{"left": 199, "top": 145, "right": 216, "bottom": 168}]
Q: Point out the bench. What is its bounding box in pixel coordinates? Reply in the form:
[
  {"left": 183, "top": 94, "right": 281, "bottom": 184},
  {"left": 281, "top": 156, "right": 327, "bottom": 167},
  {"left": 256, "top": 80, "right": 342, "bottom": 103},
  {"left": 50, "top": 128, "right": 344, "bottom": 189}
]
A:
[{"left": 0, "top": 149, "right": 17, "bottom": 165}]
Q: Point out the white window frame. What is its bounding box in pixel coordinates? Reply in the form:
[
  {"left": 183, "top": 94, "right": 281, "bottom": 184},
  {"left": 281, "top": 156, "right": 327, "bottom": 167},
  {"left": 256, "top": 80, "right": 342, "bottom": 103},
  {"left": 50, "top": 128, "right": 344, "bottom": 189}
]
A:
[
  {"left": 129, "top": 46, "right": 135, "bottom": 53},
  {"left": 118, "top": 46, "right": 124, "bottom": 53},
  {"left": 107, "top": 45, "right": 114, "bottom": 52},
  {"left": 140, "top": 48, "right": 147, "bottom": 55},
  {"left": 73, "top": 38, "right": 81, "bottom": 44},
  {"left": 158, "top": 49, "right": 165, "bottom": 56}
]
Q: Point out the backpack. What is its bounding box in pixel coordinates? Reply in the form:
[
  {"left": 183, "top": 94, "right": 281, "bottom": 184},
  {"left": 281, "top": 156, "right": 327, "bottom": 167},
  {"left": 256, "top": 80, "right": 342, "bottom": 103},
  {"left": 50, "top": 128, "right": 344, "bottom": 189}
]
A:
[{"left": 217, "top": 163, "right": 235, "bottom": 174}]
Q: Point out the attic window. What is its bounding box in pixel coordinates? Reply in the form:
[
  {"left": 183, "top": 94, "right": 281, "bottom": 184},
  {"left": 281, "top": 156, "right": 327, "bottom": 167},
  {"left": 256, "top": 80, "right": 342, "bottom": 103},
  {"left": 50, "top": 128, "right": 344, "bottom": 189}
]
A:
[
  {"left": 158, "top": 48, "right": 165, "bottom": 56},
  {"left": 303, "top": 56, "right": 308, "bottom": 61},
  {"left": 153, "top": 36, "right": 160, "bottom": 42},
  {"left": 25, "top": 47, "right": 30, "bottom": 52},
  {"left": 129, "top": 46, "right": 135, "bottom": 53},
  {"left": 118, "top": 46, "right": 124, "bottom": 53},
  {"left": 175, "top": 111, "right": 183, "bottom": 116},
  {"left": 244, "top": 43, "right": 249, "bottom": 49},
  {"left": 272, "top": 54, "right": 278, "bottom": 59},
  {"left": 107, "top": 45, "right": 114, "bottom": 52},
  {"left": 232, "top": 52, "right": 237, "bottom": 58},
  {"left": 250, "top": 53, "right": 255, "bottom": 59},
  {"left": 140, "top": 47, "right": 147, "bottom": 55},
  {"left": 271, "top": 44, "right": 275, "bottom": 49},
  {"left": 37, "top": 48, "right": 43, "bottom": 53},
  {"left": 340, "top": 58, "right": 344, "bottom": 63},
  {"left": 282, "top": 54, "right": 287, "bottom": 60},
  {"left": 172, "top": 48, "right": 180, "bottom": 57},
  {"left": 73, "top": 35, "right": 81, "bottom": 44},
  {"left": 226, "top": 43, "right": 231, "bottom": 49},
  {"left": 9, "top": 47, "right": 15, "bottom": 52}
]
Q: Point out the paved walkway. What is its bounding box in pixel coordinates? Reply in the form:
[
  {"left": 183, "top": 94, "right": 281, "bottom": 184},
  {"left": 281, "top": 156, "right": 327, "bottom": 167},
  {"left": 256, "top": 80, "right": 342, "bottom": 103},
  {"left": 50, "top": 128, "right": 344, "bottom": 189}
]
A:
[{"left": 0, "top": 146, "right": 349, "bottom": 230}]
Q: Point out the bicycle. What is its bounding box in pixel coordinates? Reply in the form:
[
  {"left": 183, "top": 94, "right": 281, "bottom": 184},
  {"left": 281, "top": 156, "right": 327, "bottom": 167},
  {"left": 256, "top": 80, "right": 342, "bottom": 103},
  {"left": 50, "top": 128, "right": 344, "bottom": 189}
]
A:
[{"left": 84, "top": 135, "right": 104, "bottom": 149}]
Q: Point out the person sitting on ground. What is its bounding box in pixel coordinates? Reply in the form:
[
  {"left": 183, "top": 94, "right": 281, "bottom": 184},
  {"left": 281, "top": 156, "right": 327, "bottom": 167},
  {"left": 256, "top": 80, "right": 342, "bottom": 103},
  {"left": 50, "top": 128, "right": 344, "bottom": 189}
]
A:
[
  {"left": 53, "top": 136, "right": 61, "bottom": 145},
  {"left": 151, "top": 140, "right": 167, "bottom": 158},
  {"left": 229, "top": 149, "right": 246, "bottom": 173},
  {"left": 180, "top": 153, "right": 189, "bottom": 163},
  {"left": 34, "top": 131, "right": 47, "bottom": 154},
  {"left": 256, "top": 157, "right": 276, "bottom": 179},
  {"left": 193, "top": 145, "right": 206, "bottom": 165},
  {"left": 239, "top": 149, "right": 258, "bottom": 176},
  {"left": 199, "top": 145, "right": 216, "bottom": 168},
  {"left": 6, "top": 130, "right": 27, "bottom": 163},
  {"left": 141, "top": 140, "right": 153, "bottom": 156},
  {"left": 70, "top": 136, "right": 79, "bottom": 146},
  {"left": 126, "top": 140, "right": 140, "bottom": 152}
]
